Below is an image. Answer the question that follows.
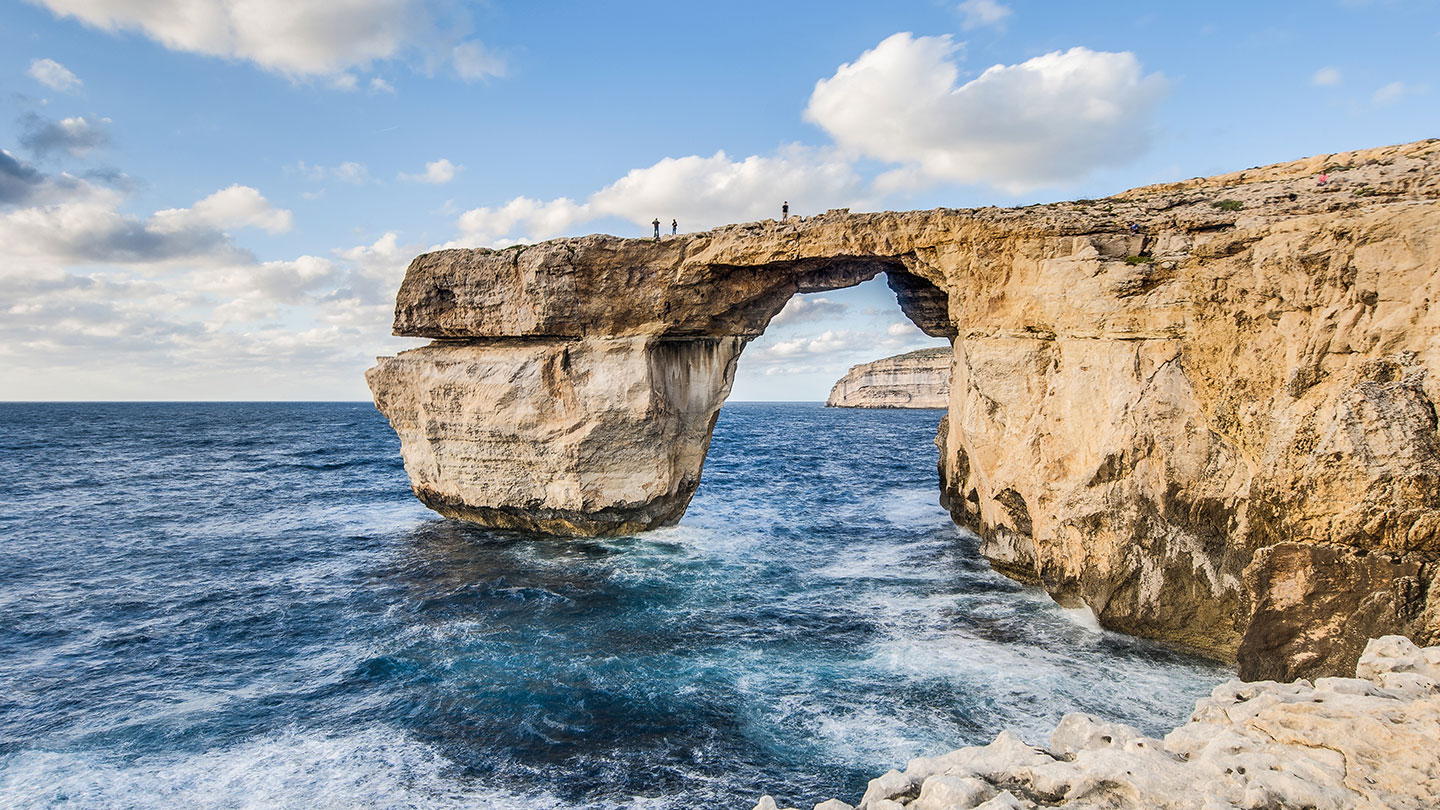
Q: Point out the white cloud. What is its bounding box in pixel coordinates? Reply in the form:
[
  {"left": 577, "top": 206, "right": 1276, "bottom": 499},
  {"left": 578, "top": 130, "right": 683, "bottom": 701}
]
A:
[
  {"left": 957, "top": 0, "right": 1012, "bottom": 30},
  {"left": 805, "top": 34, "right": 1166, "bottom": 192},
  {"left": 0, "top": 167, "right": 419, "bottom": 398},
  {"left": 27, "top": 57, "right": 83, "bottom": 92},
  {"left": 453, "top": 40, "right": 506, "bottom": 81},
  {"left": 1372, "top": 81, "right": 1426, "bottom": 105},
  {"left": 449, "top": 146, "right": 860, "bottom": 246},
  {"left": 745, "top": 327, "right": 941, "bottom": 369},
  {"left": 152, "top": 185, "right": 294, "bottom": 235},
  {"left": 29, "top": 0, "right": 429, "bottom": 78},
  {"left": 887, "top": 321, "right": 921, "bottom": 336},
  {"left": 399, "top": 158, "right": 459, "bottom": 184},
  {"left": 1312, "top": 66, "right": 1342, "bottom": 86},
  {"left": 369, "top": 77, "right": 395, "bottom": 94},
  {"left": 0, "top": 182, "right": 296, "bottom": 269},
  {"left": 770, "top": 296, "right": 849, "bottom": 327}
]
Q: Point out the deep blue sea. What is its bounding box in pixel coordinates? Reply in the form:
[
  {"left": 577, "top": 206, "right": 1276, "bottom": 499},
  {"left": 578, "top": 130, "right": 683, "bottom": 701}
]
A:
[{"left": 0, "top": 402, "right": 1225, "bottom": 809}]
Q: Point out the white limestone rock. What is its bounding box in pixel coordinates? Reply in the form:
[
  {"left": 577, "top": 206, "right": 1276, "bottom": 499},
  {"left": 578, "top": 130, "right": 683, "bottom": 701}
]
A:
[
  {"left": 909, "top": 774, "right": 993, "bottom": 810},
  {"left": 762, "top": 637, "right": 1440, "bottom": 809},
  {"left": 857, "top": 769, "right": 919, "bottom": 809}
]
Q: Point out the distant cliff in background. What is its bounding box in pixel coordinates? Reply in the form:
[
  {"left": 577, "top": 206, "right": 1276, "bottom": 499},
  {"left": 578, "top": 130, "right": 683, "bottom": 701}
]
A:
[{"left": 825, "top": 348, "right": 951, "bottom": 408}]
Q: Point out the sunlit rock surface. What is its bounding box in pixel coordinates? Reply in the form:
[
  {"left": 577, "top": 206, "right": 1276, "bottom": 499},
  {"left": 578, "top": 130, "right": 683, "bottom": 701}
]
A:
[
  {"left": 371, "top": 140, "right": 1440, "bottom": 678},
  {"left": 825, "top": 348, "right": 952, "bottom": 409},
  {"left": 755, "top": 636, "right": 1440, "bottom": 810}
]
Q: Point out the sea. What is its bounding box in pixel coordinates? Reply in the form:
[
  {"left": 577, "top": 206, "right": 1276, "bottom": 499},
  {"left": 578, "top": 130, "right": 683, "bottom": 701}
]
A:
[{"left": 0, "top": 402, "right": 1226, "bottom": 809}]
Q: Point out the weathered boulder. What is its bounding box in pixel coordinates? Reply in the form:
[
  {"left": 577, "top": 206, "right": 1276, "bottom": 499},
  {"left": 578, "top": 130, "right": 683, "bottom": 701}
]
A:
[
  {"left": 779, "top": 636, "right": 1440, "bottom": 810},
  {"left": 826, "top": 348, "right": 952, "bottom": 409},
  {"left": 371, "top": 140, "right": 1440, "bottom": 677}
]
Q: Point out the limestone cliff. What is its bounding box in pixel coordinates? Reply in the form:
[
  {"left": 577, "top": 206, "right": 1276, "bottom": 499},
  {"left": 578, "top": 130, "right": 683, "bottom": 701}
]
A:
[
  {"left": 370, "top": 139, "right": 1440, "bottom": 679},
  {"left": 825, "top": 348, "right": 951, "bottom": 408}
]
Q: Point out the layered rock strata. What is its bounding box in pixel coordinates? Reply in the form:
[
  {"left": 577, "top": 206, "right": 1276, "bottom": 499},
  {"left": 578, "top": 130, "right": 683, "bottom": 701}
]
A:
[
  {"left": 825, "top": 348, "right": 952, "bottom": 408},
  {"left": 752, "top": 635, "right": 1440, "bottom": 810},
  {"left": 370, "top": 140, "right": 1440, "bottom": 678}
]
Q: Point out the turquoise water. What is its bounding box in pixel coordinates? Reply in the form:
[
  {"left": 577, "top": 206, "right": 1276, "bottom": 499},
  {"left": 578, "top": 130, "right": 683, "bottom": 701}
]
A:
[{"left": 0, "top": 402, "right": 1225, "bottom": 809}]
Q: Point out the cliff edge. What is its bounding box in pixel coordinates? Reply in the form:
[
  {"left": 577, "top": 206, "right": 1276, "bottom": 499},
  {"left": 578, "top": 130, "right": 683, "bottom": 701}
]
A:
[
  {"left": 825, "top": 348, "right": 951, "bottom": 408},
  {"left": 370, "top": 139, "right": 1440, "bottom": 679}
]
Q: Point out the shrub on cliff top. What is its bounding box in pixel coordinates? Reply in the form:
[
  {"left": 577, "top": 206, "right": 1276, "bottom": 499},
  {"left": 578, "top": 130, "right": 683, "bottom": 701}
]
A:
[{"left": 1212, "top": 199, "right": 1244, "bottom": 211}]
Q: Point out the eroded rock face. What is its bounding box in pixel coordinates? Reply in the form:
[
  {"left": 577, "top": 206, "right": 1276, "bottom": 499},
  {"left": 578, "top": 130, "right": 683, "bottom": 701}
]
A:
[
  {"left": 825, "top": 348, "right": 952, "bottom": 409},
  {"left": 754, "top": 635, "right": 1440, "bottom": 810},
  {"left": 371, "top": 140, "right": 1440, "bottom": 677},
  {"left": 367, "top": 336, "right": 742, "bottom": 535}
]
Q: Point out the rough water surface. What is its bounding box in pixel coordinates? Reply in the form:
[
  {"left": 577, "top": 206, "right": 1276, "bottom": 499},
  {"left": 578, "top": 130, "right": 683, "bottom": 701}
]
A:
[{"left": 0, "top": 402, "right": 1226, "bottom": 809}]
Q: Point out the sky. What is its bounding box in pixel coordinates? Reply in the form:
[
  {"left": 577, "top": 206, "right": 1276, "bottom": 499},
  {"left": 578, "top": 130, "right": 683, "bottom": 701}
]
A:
[{"left": 1, "top": 0, "right": 1438, "bottom": 401}]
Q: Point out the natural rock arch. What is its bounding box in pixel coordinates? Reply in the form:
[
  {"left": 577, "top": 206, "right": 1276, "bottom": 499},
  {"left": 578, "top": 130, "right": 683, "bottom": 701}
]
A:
[
  {"left": 369, "top": 237, "right": 956, "bottom": 537},
  {"left": 371, "top": 141, "right": 1440, "bottom": 679}
]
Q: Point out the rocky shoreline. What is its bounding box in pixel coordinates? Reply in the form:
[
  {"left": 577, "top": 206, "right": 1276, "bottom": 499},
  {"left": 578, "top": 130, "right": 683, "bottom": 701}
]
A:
[
  {"left": 754, "top": 636, "right": 1440, "bottom": 810},
  {"left": 825, "top": 348, "right": 951, "bottom": 409}
]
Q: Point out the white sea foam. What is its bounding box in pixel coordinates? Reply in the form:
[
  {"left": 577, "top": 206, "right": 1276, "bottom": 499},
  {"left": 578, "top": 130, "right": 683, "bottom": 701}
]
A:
[
  {"left": 1059, "top": 602, "right": 1103, "bottom": 632},
  {"left": 878, "top": 487, "right": 951, "bottom": 527},
  {"left": 0, "top": 727, "right": 578, "bottom": 810}
]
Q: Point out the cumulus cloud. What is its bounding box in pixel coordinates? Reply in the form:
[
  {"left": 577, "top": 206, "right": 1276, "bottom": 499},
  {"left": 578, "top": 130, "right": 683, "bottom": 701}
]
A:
[
  {"left": 1312, "top": 66, "right": 1342, "bottom": 86},
  {"left": 450, "top": 146, "right": 861, "bottom": 246},
  {"left": 1, "top": 193, "right": 226, "bottom": 266},
  {"left": 399, "top": 158, "right": 459, "bottom": 184},
  {"left": 27, "top": 58, "right": 83, "bottom": 92},
  {"left": 151, "top": 185, "right": 294, "bottom": 234},
  {"left": 369, "top": 77, "right": 395, "bottom": 94},
  {"left": 805, "top": 34, "right": 1166, "bottom": 192},
  {"left": 957, "top": 0, "right": 1012, "bottom": 30},
  {"left": 770, "top": 296, "right": 849, "bottom": 327},
  {"left": 0, "top": 169, "right": 418, "bottom": 397},
  {"left": 1, "top": 183, "right": 290, "bottom": 267},
  {"left": 19, "top": 113, "right": 110, "bottom": 157},
  {"left": 28, "top": 0, "right": 430, "bottom": 78},
  {"left": 453, "top": 40, "right": 507, "bottom": 81}
]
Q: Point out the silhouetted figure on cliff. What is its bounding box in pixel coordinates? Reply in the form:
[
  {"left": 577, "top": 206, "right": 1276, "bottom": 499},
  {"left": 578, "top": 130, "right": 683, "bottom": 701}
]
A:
[
  {"left": 653, "top": 218, "right": 660, "bottom": 240},
  {"left": 782, "top": 201, "right": 789, "bottom": 221},
  {"left": 671, "top": 219, "right": 677, "bottom": 235}
]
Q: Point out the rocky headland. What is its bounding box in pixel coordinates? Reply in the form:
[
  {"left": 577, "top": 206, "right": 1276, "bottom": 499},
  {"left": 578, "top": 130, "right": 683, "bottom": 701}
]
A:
[
  {"left": 825, "top": 348, "right": 952, "bottom": 408},
  {"left": 369, "top": 139, "right": 1440, "bottom": 680},
  {"left": 752, "top": 635, "right": 1440, "bottom": 810}
]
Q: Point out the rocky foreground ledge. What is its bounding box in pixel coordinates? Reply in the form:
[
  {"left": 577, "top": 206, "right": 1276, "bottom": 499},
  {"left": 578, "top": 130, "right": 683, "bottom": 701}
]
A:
[{"left": 754, "top": 636, "right": 1440, "bottom": 810}]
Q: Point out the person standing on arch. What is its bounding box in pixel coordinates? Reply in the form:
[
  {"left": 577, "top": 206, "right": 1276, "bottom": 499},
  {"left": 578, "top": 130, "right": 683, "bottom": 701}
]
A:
[
  {"left": 781, "top": 201, "right": 789, "bottom": 221},
  {"left": 671, "top": 219, "right": 677, "bottom": 235},
  {"left": 652, "top": 218, "right": 660, "bottom": 240}
]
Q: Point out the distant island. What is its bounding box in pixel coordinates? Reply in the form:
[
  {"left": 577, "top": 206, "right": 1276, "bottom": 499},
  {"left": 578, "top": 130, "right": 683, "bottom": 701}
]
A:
[{"left": 824, "top": 347, "right": 951, "bottom": 408}]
